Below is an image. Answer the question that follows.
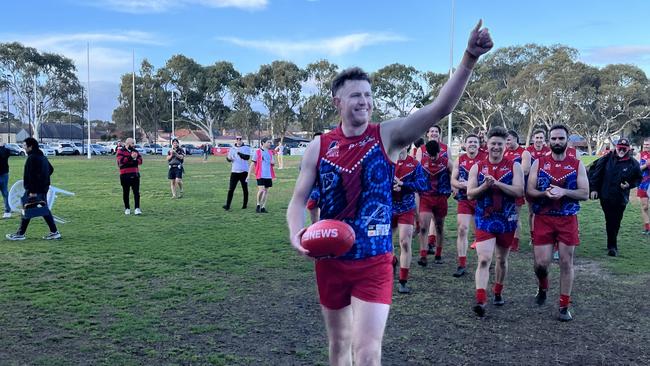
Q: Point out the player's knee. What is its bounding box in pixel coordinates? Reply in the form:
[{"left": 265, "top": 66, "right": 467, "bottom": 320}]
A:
[
  {"left": 642, "top": 201, "right": 648, "bottom": 210},
  {"left": 478, "top": 258, "right": 490, "bottom": 268},
  {"left": 399, "top": 239, "right": 411, "bottom": 253},
  {"left": 457, "top": 224, "right": 468, "bottom": 236},
  {"left": 534, "top": 264, "right": 548, "bottom": 279},
  {"left": 353, "top": 340, "right": 381, "bottom": 366}
]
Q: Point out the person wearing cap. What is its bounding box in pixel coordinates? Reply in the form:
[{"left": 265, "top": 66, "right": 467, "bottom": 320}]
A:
[
  {"left": 223, "top": 136, "right": 251, "bottom": 210},
  {"left": 588, "top": 138, "right": 642, "bottom": 257}
]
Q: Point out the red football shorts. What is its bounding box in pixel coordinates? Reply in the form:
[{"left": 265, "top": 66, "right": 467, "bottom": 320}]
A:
[
  {"left": 315, "top": 253, "right": 393, "bottom": 310},
  {"left": 637, "top": 188, "right": 648, "bottom": 198},
  {"left": 457, "top": 199, "right": 476, "bottom": 215},
  {"left": 515, "top": 197, "right": 525, "bottom": 206},
  {"left": 475, "top": 229, "right": 516, "bottom": 249},
  {"left": 419, "top": 195, "right": 448, "bottom": 218},
  {"left": 392, "top": 209, "right": 416, "bottom": 228},
  {"left": 532, "top": 215, "right": 580, "bottom": 246}
]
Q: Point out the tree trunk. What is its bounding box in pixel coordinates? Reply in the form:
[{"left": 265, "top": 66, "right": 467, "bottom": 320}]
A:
[{"left": 524, "top": 112, "right": 535, "bottom": 148}]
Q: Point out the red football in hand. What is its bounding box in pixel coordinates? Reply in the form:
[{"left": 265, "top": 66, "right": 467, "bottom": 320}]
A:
[{"left": 301, "top": 219, "right": 355, "bottom": 258}]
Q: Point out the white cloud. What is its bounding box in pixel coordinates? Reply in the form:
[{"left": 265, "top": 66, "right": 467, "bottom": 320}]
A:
[
  {"left": 218, "top": 32, "right": 407, "bottom": 58},
  {"left": 582, "top": 45, "right": 650, "bottom": 64},
  {"left": 89, "top": 0, "right": 267, "bottom": 13}
]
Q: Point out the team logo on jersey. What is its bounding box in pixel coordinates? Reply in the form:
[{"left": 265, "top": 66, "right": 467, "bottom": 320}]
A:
[
  {"left": 348, "top": 135, "right": 375, "bottom": 150},
  {"left": 564, "top": 165, "right": 574, "bottom": 170},
  {"left": 544, "top": 162, "right": 551, "bottom": 170},
  {"left": 326, "top": 141, "right": 340, "bottom": 158}
]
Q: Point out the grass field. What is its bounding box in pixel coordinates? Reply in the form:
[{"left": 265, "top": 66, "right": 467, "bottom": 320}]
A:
[{"left": 0, "top": 155, "right": 649, "bottom": 365}]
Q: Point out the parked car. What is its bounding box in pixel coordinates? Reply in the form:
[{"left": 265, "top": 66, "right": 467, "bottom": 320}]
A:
[
  {"left": 39, "top": 144, "right": 56, "bottom": 156},
  {"left": 106, "top": 141, "right": 122, "bottom": 154},
  {"left": 80, "top": 144, "right": 107, "bottom": 155},
  {"left": 144, "top": 143, "right": 163, "bottom": 155},
  {"left": 5, "top": 143, "right": 26, "bottom": 156},
  {"left": 181, "top": 144, "right": 202, "bottom": 155},
  {"left": 134, "top": 144, "right": 148, "bottom": 155},
  {"left": 53, "top": 143, "right": 75, "bottom": 156}
]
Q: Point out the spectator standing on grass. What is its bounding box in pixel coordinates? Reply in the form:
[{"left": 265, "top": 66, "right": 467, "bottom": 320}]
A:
[
  {"left": 223, "top": 136, "right": 250, "bottom": 210},
  {"left": 275, "top": 142, "right": 284, "bottom": 169},
  {"left": 588, "top": 138, "right": 641, "bottom": 257},
  {"left": 117, "top": 138, "right": 143, "bottom": 215},
  {"left": 5, "top": 137, "right": 60, "bottom": 241},
  {"left": 287, "top": 20, "right": 492, "bottom": 365},
  {"left": 0, "top": 142, "right": 11, "bottom": 218},
  {"left": 167, "top": 138, "right": 185, "bottom": 199},
  {"left": 250, "top": 137, "right": 275, "bottom": 213},
  {"left": 202, "top": 143, "right": 210, "bottom": 162}
]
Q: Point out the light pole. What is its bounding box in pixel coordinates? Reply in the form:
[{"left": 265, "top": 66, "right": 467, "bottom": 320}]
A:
[
  {"left": 3, "top": 74, "right": 10, "bottom": 143},
  {"left": 170, "top": 89, "right": 178, "bottom": 143}
]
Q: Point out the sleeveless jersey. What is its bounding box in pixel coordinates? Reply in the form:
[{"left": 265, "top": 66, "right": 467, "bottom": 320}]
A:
[
  {"left": 640, "top": 151, "right": 650, "bottom": 189},
  {"left": 455, "top": 151, "right": 487, "bottom": 201},
  {"left": 420, "top": 153, "right": 451, "bottom": 197},
  {"left": 566, "top": 147, "right": 577, "bottom": 159},
  {"left": 392, "top": 155, "right": 428, "bottom": 214},
  {"left": 531, "top": 155, "right": 581, "bottom": 216},
  {"left": 526, "top": 145, "right": 551, "bottom": 161},
  {"left": 420, "top": 141, "right": 448, "bottom": 159},
  {"left": 475, "top": 159, "right": 518, "bottom": 233},
  {"left": 317, "top": 124, "right": 395, "bottom": 260},
  {"left": 504, "top": 146, "right": 525, "bottom": 164}
]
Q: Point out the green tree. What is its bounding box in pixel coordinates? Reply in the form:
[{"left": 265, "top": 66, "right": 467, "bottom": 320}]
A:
[
  {"left": 299, "top": 60, "right": 338, "bottom": 134},
  {"left": 372, "top": 63, "right": 424, "bottom": 118}
]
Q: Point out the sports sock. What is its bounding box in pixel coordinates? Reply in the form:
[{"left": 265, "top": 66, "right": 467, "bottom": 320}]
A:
[
  {"left": 645, "top": 223, "right": 650, "bottom": 231},
  {"left": 435, "top": 246, "right": 443, "bottom": 257},
  {"left": 476, "top": 288, "right": 487, "bottom": 304},
  {"left": 559, "top": 294, "right": 571, "bottom": 308},
  {"left": 458, "top": 256, "right": 467, "bottom": 267},
  {"left": 493, "top": 282, "right": 504, "bottom": 296},
  {"left": 419, "top": 249, "right": 427, "bottom": 258},
  {"left": 399, "top": 268, "right": 409, "bottom": 282}
]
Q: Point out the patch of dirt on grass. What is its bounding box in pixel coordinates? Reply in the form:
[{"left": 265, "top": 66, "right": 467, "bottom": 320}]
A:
[{"left": 2, "top": 253, "right": 650, "bottom": 365}]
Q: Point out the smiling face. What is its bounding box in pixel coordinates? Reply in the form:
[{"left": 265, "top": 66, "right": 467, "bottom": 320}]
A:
[
  {"left": 427, "top": 126, "right": 441, "bottom": 142},
  {"left": 533, "top": 132, "right": 546, "bottom": 149},
  {"left": 465, "top": 136, "right": 479, "bottom": 155},
  {"left": 643, "top": 139, "right": 650, "bottom": 152},
  {"left": 333, "top": 79, "right": 373, "bottom": 128},
  {"left": 487, "top": 135, "right": 506, "bottom": 161},
  {"left": 506, "top": 134, "right": 519, "bottom": 150}
]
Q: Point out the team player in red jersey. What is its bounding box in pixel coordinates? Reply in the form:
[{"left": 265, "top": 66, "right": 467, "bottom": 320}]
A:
[
  {"left": 525, "top": 129, "right": 552, "bottom": 243},
  {"left": 287, "top": 21, "right": 493, "bottom": 365},
  {"left": 467, "top": 127, "right": 524, "bottom": 317},
  {"left": 637, "top": 138, "right": 650, "bottom": 234},
  {"left": 527, "top": 125, "right": 589, "bottom": 321},
  {"left": 477, "top": 130, "right": 489, "bottom": 155},
  {"left": 417, "top": 140, "right": 452, "bottom": 267},
  {"left": 392, "top": 146, "right": 429, "bottom": 293},
  {"left": 504, "top": 130, "right": 531, "bottom": 252},
  {"left": 416, "top": 125, "right": 448, "bottom": 254},
  {"left": 450, "top": 134, "right": 486, "bottom": 277}
]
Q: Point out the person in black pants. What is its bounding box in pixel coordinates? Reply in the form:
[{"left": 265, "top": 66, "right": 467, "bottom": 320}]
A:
[
  {"left": 588, "top": 138, "right": 641, "bottom": 256},
  {"left": 6, "top": 137, "right": 60, "bottom": 240},
  {"left": 223, "top": 137, "right": 250, "bottom": 210},
  {"left": 117, "top": 138, "right": 143, "bottom": 215},
  {"left": 0, "top": 143, "right": 11, "bottom": 219}
]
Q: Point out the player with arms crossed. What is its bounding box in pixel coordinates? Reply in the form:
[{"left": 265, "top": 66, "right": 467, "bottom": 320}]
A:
[{"left": 287, "top": 21, "right": 492, "bottom": 365}]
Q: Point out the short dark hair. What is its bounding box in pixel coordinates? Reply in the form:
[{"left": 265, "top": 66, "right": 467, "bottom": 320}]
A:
[
  {"left": 261, "top": 137, "right": 270, "bottom": 144},
  {"left": 533, "top": 129, "right": 546, "bottom": 138},
  {"left": 23, "top": 137, "right": 38, "bottom": 150},
  {"left": 506, "top": 130, "right": 519, "bottom": 142},
  {"left": 172, "top": 138, "right": 179, "bottom": 143},
  {"left": 549, "top": 124, "right": 569, "bottom": 136},
  {"left": 414, "top": 138, "right": 425, "bottom": 148},
  {"left": 465, "top": 133, "right": 479, "bottom": 142},
  {"left": 425, "top": 140, "right": 440, "bottom": 157},
  {"left": 487, "top": 126, "right": 508, "bottom": 140},
  {"left": 430, "top": 125, "right": 442, "bottom": 134},
  {"left": 331, "top": 67, "right": 371, "bottom": 97}
]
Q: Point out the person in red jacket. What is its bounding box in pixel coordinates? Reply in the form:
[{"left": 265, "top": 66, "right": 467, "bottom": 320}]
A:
[{"left": 117, "top": 138, "right": 143, "bottom": 215}]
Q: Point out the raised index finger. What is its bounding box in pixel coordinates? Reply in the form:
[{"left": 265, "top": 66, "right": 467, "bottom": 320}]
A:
[{"left": 473, "top": 19, "right": 483, "bottom": 33}]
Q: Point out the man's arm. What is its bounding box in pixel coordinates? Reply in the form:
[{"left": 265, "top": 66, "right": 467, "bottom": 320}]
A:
[
  {"left": 287, "top": 137, "right": 321, "bottom": 257},
  {"left": 467, "top": 164, "right": 493, "bottom": 200},
  {"left": 549, "top": 162, "right": 589, "bottom": 201},
  {"left": 495, "top": 162, "right": 523, "bottom": 198},
  {"left": 526, "top": 160, "right": 546, "bottom": 198},
  {"left": 521, "top": 150, "right": 532, "bottom": 176},
  {"left": 380, "top": 20, "right": 493, "bottom": 158},
  {"left": 450, "top": 158, "right": 465, "bottom": 190}
]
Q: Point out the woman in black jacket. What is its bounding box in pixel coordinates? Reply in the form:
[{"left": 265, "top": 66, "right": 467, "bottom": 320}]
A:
[{"left": 588, "top": 138, "right": 641, "bottom": 256}]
